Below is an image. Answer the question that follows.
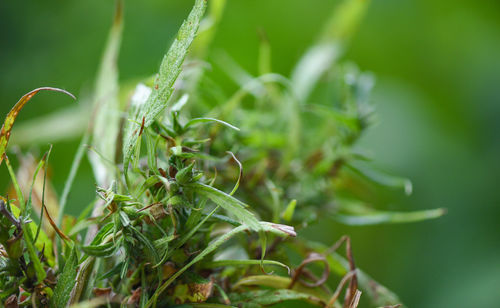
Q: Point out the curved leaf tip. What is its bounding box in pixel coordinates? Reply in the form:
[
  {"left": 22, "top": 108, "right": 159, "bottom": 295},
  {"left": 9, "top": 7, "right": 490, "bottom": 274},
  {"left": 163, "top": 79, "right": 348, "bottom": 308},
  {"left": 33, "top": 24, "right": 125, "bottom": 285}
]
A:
[{"left": 0, "top": 87, "right": 76, "bottom": 165}]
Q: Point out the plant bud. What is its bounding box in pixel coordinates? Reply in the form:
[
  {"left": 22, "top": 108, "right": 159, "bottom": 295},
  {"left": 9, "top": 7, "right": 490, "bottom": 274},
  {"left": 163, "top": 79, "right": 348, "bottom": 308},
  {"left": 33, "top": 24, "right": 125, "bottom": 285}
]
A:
[{"left": 175, "top": 162, "right": 195, "bottom": 184}]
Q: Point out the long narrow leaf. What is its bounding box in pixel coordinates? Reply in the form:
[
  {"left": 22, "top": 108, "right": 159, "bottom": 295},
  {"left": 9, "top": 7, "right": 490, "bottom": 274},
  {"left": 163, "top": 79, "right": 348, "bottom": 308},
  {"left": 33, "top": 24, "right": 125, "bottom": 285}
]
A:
[
  {"left": 123, "top": 0, "right": 207, "bottom": 175},
  {"left": 203, "top": 259, "right": 290, "bottom": 273},
  {"left": 51, "top": 245, "right": 79, "bottom": 308},
  {"left": 229, "top": 289, "right": 326, "bottom": 307},
  {"left": 232, "top": 275, "right": 330, "bottom": 304},
  {"left": 346, "top": 162, "right": 413, "bottom": 195},
  {"left": 0, "top": 87, "right": 75, "bottom": 166},
  {"left": 290, "top": 0, "right": 369, "bottom": 102},
  {"left": 58, "top": 133, "right": 90, "bottom": 226},
  {"left": 186, "top": 182, "right": 261, "bottom": 231},
  {"left": 335, "top": 208, "right": 446, "bottom": 226},
  {"left": 11, "top": 105, "right": 88, "bottom": 146},
  {"left": 89, "top": 0, "right": 123, "bottom": 187},
  {"left": 184, "top": 117, "right": 240, "bottom": 131}
]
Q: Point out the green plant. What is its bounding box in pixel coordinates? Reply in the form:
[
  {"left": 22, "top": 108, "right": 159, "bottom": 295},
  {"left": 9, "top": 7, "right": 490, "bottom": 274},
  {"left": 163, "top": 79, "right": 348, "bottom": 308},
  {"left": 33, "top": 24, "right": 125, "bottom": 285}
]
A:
[{"left": 0, "top": 0, "right": 444, "bottom": 307}]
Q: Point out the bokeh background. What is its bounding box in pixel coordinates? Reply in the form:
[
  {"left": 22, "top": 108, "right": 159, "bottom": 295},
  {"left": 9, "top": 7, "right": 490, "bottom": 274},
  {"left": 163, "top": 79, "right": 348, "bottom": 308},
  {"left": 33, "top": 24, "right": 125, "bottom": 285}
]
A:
[{"left": 1, "top": 0, "right": 499, "bottom": 306}]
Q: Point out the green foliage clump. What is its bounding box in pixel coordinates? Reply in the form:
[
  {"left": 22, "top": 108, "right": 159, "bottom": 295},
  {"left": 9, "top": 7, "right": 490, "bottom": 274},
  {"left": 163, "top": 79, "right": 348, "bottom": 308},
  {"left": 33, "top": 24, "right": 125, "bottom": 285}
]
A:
[{"left": 0, "top": 0, "right": 443, "bottom": 307}]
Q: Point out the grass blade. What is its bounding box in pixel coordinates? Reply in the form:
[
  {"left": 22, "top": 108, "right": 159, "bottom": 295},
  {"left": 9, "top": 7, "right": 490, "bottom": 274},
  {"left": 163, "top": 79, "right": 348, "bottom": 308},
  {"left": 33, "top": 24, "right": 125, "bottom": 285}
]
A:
[
  {"left": 11, "top": 105, "right": 87, "bottom": 146},
  {"left": 89, "top": 0, "right": 123, "bottom": 186}
]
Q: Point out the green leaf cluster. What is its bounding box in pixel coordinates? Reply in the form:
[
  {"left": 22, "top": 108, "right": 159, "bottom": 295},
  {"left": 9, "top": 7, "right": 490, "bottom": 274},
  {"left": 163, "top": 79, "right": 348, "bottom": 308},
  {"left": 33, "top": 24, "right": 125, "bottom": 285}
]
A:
[{"left": 0, "top": 0, "right": 444, "bottom": 307}]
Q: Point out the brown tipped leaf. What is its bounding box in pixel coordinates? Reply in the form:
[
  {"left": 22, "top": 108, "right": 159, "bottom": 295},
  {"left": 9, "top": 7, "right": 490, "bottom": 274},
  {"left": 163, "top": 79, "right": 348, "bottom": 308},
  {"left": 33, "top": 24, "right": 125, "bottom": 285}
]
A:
[{"left": 0, "top": 87, "right": 75, "bottom": 165}]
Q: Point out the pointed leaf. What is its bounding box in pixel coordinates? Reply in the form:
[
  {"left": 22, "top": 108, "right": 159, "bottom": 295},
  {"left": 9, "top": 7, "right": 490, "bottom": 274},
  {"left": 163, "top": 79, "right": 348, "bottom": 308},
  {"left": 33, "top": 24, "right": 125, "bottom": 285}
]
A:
[
  {"left": 186, "top": 182, "right": 261, "bottom": 231},
  {"left": 51, "top": 245, "right": 79, "bottom": 308},
  {"left": 0, "top": 87, "right": 75, "bottom": 166},
  {"left": 290, "top": 0, "right": 369, "bottom": 101},
  {"left": 335, "top": 208, "right": 446, "bottom": 225},
  {"left": 184, "top": 117, "right": 240, "bottom": 131},
  {"left": 89, "top": 0, "right": 123, "bottom": 186},
  {"left": 203, "top": 259, "right": 290, "bottom": 273},
  {"left": 346, "top": 162, "right": 413, "bottom": 195},
  {"left": 81, "top": 242, "right": 116, "bottom": 257},
  {"left": 229, "top": 289, "right": 326, "bottom": 307},
  {"left": 123, "top": 0, "right": 207, "bottom": 174}
]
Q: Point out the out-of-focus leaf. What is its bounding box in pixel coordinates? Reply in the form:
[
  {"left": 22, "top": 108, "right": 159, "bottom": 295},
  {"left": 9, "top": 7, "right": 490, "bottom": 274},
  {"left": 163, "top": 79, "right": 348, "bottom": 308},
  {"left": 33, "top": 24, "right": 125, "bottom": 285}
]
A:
[
  {"left": 281, "top": 199, "right": 297, "bottom": 222},
  {"left": 229, "top": 289, "right": 326, "bottom": 307},
  {"left": 335, "top": 208, "right": 446, "bottom": 225},
  {"left": 226, "top": 151, "right": 242, "bottom": 196},
  {"left": 186, "top": 0, "right": 227, "bottom": 96},
  {"left": 214, "top": 51, "right": 265, "bottom": 98},
  {"left": 203, "top": 259, "right": 290, "bottom": 273},
  {"left": 303, "top": 241, "right": 403, "bottom": 307},
  {"left": 187, "top": 304, "right": 234, "bottom": 308},
  {"left": 190, "top": 0, "right": 226, "bottom": 59},
  {"left": 68, "top": 298, "right": 106, "bottom": 308},
  {"left": 11, "top": 105, "right": 88, "bottom": 146},
  {"left": 290, "top": 0, "right": 369, "bottom": 102},
  {"left": 186, "top": 183, "right": 261, "bottom": 231},
  {"left": 123, "top": 0, "right": 207, "bottom": 175},
  {"left": 345, "top": 162, "right": 413, "bottom": 195},
  {"left": 218, "top": 73, "right": 291, "bottom": 120},
  {"left": 184, "top": 117, "right": 240, "bottom": 131},
  {"left": 51, "top": 245, "right": 79, "bottom": 308},
  {"left": 58, "top": 133, "right": 90, "bottom": 227},
  {"left": 258, "top": 30, "right": 272, "bottom": 76},
  {"left": 68, "top": 219, "right": 94, "bottom": 237},
  {"left": 0, "top": 87, "right": 75, "bottom": 166},
  {"left": 89, "top": 0, "right": 123, "bottom": 187},
  {"left": 232, "top": 275, "right": 330, "bottom": 304}
]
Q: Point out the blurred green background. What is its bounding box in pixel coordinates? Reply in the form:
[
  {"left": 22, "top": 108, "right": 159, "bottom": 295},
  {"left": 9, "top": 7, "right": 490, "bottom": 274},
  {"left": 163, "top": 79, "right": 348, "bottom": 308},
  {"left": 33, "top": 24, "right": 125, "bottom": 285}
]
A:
[{"left": 1, "top": 0, "right": 499, "bottom": 306}]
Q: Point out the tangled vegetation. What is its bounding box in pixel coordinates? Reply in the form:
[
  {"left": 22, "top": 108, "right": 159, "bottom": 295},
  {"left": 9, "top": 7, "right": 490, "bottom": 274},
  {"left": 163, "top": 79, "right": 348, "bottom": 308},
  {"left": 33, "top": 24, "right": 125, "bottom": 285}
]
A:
[{"left": 0, "top": 0, "right": 444, "bottom": 307}]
